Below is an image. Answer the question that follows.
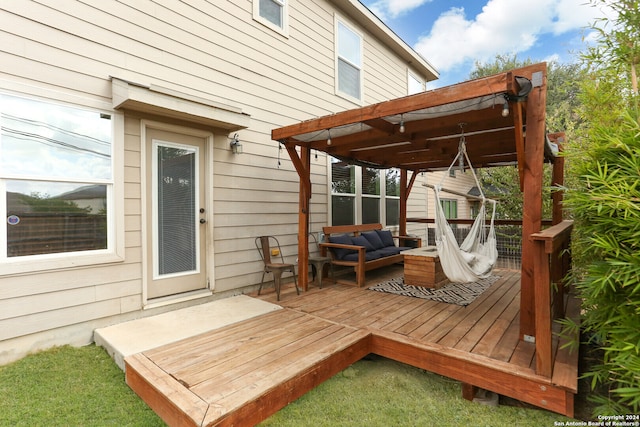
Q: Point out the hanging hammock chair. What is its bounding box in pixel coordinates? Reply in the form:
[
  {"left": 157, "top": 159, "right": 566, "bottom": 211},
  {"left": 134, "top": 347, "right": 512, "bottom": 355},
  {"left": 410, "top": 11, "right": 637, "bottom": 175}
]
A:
[{"left": 426, "top": 132, "right": 498, "bottom": 283}]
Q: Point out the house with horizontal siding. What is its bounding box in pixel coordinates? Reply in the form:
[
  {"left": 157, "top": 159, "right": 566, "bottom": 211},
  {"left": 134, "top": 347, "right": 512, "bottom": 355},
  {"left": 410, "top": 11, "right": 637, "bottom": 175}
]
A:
[{"left": 0, "top": 0, "right": 487, "bottom": 364}]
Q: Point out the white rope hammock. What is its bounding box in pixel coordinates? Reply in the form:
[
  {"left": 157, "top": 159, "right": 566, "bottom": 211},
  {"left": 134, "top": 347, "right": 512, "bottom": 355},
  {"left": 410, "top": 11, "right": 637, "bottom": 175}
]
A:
[{"left": 427, "top": 132, "right": 498, "bottom": 283}]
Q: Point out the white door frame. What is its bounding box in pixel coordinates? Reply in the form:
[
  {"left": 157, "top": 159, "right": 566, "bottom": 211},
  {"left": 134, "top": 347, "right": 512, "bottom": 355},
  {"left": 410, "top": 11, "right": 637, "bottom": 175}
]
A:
[{"left": 140, "top": 120, "right": 214, "bottom": 307}]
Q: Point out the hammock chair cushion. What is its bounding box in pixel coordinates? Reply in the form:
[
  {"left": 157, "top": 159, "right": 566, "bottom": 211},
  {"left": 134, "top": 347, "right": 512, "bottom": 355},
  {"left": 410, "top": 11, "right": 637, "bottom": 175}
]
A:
[
  {"left": 429, "top": 135, "right": 498, "bottom": 283},
  {"left": 433, "top": 189, "right": 497, "bottom": 283}
]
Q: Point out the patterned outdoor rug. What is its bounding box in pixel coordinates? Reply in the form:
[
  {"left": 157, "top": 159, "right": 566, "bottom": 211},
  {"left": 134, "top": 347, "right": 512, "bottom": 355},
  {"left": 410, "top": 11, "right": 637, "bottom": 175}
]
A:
[{"left": 368, "top": 275, "right": 500, "bottom": 306}]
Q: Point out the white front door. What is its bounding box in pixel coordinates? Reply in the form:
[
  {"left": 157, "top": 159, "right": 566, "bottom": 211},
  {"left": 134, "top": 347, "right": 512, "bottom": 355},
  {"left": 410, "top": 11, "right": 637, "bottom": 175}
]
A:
[{"left": 145, "top": 127, "right": 208, "bottom": 299}]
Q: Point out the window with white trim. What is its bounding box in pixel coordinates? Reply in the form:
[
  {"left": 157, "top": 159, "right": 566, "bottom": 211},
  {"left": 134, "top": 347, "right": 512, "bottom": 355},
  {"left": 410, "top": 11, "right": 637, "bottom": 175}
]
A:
[
  {"left": 331, "top": 157, "right": 355, "bottom": 226},
  {"left": 335, "top": 18, "right": 363, "bottom": 102},
  {"left": 408, "top": 71, "right": 425, "bottom": 95},
  {"left": 441, "top": 199, "right": 458, "bottom": 219},
  {"left": 254, "top": 0, "right": 288, "bottom": 35},
  {"left": 1, "top": 93, "right": 113, "bottom": 259},
  {"left": 384, "top": 169, "right": 400, "bottom": 226},
  {"left": 362, "top": 167, "right": 380, "bottom": 224},
  {"left": 330, "top": 157, "right": 399, "bottom": 226}
]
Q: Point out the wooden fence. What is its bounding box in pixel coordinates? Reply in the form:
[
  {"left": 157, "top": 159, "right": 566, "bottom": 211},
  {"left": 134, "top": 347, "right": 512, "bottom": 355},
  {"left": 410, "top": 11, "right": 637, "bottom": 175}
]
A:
[{"left": 7, "top": 212, "right": 107, "bottom": 257}]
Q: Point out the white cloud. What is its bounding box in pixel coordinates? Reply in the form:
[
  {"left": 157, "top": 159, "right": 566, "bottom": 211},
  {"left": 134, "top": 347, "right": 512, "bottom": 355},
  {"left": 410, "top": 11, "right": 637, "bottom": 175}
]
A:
[
  {"left": 413, "top": 0, "right": 610, "bottom": 73},
  {"left": 550, "top": 0, "right": 614, "bottom": 34},
  {"left": 542, "top": 53, "right": 561, "bottom": 64},
  {"left": 368, "top": 0, "right": 433, "bottom": 20}
]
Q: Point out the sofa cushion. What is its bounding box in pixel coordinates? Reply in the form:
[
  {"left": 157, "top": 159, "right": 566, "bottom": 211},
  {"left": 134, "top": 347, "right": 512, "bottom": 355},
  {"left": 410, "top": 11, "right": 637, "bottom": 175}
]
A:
[
  {"left": 328, "top": 234, "right": 356, "bottom": 260},
  {"left": 343, "top": 250, "right": 383, "bottom": 262},
  {"left": 352, "top": 235, "right": 375, "bottom": 252},
  {"left": 376, "top": 246, "right": 403, "bottom": 257},
  {"left": 375, "top": 229, "right": 396, "bottom": 247},
  {"left": 362, "top": 230, "right": 385, "bottom": 250}
]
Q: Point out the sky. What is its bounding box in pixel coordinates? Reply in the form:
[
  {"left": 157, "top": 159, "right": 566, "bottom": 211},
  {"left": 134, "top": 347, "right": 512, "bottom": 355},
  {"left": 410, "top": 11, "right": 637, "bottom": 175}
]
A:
[{"left": 361, "top": 0, "right": 614, "bottom": 88}]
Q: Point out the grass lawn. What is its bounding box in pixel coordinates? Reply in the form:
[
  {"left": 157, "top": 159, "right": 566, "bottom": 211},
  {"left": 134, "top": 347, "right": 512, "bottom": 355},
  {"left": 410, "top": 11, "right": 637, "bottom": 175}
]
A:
[
  {"left": 260, "top": 355, "right": 574, "bottom": 426},
  {"left": 0, "top": 345, "right": 162, "bottom": 426},
  {"left": 1, "top": 344, "right": 579, "bottom": 426}
]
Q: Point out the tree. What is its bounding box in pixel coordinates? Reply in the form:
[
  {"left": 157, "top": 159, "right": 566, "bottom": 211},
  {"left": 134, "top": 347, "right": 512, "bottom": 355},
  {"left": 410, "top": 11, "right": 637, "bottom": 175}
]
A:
[
  {"left": 469, "top": 55, "right": 584, "bottom": 220},
  {"left": 17, "top": 192, "right": 90, "bottom": 214},
  {"left": 564, "top": 112, "right": 640, "bottom": 415},
  {"left": 583, "top": 0, "right": 640, "bottom": 97},
  {"left": 562, "top": 0, "right": 640, "bottom": 415}
]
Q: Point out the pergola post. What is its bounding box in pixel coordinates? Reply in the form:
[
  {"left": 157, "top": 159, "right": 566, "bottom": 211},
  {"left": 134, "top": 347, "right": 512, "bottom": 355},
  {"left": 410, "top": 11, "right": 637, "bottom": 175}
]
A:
[
  {"left": 284, "top": 144, "right": 312, "bottom": 291},
  {"left": 520, "top": 67, "right": 547, "bottom": 341},
  {"left": 400, "top": 170, "right": 418, "bottom": 236},
  {"left": 548, "top": 133, "right": 566, "bottom": 225},
  {"left": 400, "top": 170, "right": 407, "bottom": 236},
  {"left": 298, "top": 147, "right": 311, "bottom": 291}
]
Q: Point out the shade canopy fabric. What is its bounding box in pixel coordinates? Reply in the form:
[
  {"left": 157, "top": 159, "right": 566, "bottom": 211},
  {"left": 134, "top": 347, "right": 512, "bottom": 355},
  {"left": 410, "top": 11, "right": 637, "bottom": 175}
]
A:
[{"left": 272, "top": 65, "right": 553, "bottom": 175}]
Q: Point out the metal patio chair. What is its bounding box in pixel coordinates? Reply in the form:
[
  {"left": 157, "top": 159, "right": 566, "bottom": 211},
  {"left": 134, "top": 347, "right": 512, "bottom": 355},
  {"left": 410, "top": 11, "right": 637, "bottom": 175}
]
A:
[
  {"left": 255, "top": 236, "right": 299, "bottom": 300},
  {"left": 308, "top": 232, "right": 332, "bottom": 288}
]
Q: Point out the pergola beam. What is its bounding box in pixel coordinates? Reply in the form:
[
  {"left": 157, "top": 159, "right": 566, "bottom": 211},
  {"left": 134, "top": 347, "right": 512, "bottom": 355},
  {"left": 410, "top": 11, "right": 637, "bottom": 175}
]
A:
[{"left": 272, "top": 71, "right": 512, "bottom": 143}]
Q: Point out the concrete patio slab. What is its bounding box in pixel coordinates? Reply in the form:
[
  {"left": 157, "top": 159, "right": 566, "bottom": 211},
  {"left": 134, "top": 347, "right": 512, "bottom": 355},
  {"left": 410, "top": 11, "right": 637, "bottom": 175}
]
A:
[{"left": 95, "top": 295, "right": 281, "bottom": 370}]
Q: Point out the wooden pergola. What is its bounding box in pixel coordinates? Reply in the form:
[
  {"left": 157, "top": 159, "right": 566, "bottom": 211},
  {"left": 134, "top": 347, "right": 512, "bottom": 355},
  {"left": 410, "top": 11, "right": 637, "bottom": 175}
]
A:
[{"left": 271, "top": 62, "right": 565, "bottom": 342}]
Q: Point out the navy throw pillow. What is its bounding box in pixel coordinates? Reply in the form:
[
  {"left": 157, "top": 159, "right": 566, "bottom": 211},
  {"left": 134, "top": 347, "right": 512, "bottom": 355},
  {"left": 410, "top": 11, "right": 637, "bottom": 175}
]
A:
[
  {"left": 362, "top": 230, "right": 385, "bottom": 250},
  {"left": 328, "top": 234, "right": 355, "bottom": 260},
  {"left": 352, "top": 235, "right": 375, "bottom": 252},
  {"left": 375, "top": 229, "right": 396, "bottom": 247}
]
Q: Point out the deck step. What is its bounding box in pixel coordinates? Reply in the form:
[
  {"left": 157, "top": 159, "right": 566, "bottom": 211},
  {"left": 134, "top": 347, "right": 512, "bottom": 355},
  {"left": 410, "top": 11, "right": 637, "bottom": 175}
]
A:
[
  {"left": 95, "top": 295, "right": 281, "bottom": 369},
  {"left": 126, "top": 310, "right": 371, "bottom": 427}
]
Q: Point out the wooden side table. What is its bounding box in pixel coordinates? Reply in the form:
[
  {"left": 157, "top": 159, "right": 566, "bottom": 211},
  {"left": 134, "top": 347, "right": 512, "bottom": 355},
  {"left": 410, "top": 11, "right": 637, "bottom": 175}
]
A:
[{"left": 402, "top": 247, "right": 449, "bottom": 289}]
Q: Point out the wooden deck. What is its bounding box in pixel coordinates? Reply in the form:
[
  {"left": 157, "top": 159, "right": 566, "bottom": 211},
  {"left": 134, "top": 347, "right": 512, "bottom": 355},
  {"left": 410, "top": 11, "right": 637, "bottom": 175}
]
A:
[{"left": 125, "top": 266, "right": 580, "bottom": 426}]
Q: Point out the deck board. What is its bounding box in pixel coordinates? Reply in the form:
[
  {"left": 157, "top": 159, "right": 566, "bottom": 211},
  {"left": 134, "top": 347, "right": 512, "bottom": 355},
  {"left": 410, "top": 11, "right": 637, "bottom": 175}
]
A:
[
  {"left": 490, "top": 311, "right": 522, "bottom": 362},
  {"left": 402, "top": 302, "right": 459, "bottom": 338},
  {"left": 191, "top": 326, "right": 364, "bottom": 401},
  {"left": 453, "top": 275, "right": 520, "bottom": 352},
  {"left": 146, "top": 310, "right": 303, "bottom": 372},
  {"left": 472, "top": 290, "right": 520, "bottom": 357},
  {"left": 177, "top": 317, "right": 332, "bottom": 387},
  {"left": 419, "top": 287, "right": 499, "bottom": 343},
  {"left": 126, "top": 266, "right": 580, "bottom": 426}
]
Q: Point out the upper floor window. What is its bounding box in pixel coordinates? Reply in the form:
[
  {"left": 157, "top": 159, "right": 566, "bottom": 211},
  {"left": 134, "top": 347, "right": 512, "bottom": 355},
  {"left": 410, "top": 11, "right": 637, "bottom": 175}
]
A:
[
  {"left": 1, "top": 93, "right": 113, "bottom": 259},
  {"left": 254, "top": 0, "right": 288, "bottom": 36},
  {"left": 335, "top": 18, "right": 363, "bottom": 102},
  {"left": 408, "top": 71, "right": 424, "bottom": 95}
]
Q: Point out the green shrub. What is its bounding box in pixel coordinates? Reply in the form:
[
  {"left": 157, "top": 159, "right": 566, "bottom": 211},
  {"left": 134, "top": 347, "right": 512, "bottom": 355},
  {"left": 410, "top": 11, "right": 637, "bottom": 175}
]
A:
[{"left": 564, "top": 109, "right": 640, "bottom": 414}]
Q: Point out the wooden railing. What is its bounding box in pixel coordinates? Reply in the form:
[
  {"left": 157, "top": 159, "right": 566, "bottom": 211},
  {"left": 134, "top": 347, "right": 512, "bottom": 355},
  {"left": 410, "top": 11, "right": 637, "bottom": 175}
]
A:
[
  {"left": 407, "top": 218, "right": 555, "bottom": 226},
  {"left": 530, "top": 220, "right": 574, "bottom": 377}
]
